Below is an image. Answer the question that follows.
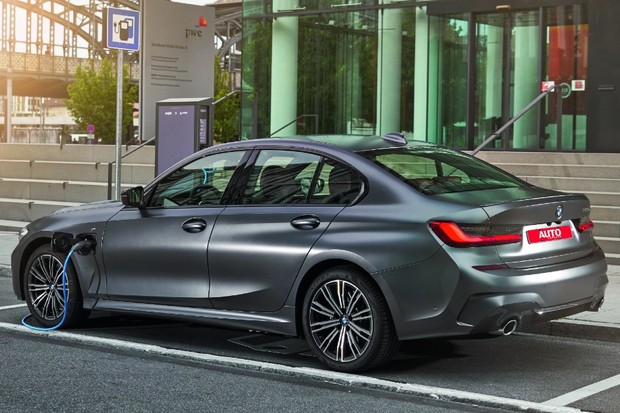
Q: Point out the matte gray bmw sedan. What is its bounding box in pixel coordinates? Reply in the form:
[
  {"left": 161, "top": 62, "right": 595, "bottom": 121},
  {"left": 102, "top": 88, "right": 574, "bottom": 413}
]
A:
[{"left": 11, "top": 134, "right": 608, "bottom": 372}]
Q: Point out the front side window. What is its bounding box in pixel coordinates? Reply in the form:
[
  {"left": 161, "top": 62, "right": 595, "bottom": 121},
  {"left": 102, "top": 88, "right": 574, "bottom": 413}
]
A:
[
  {"left": 362, "top": 148, "right": 524, "bottom": 195},
  {"left": 149, "top": 151, "right": 245, "bottom": 207}
]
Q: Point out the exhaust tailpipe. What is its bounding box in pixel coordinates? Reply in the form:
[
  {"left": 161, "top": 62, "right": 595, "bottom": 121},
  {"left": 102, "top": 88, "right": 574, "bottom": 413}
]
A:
[{"left": 500, "top": 319, "right": 519, "bottom": 336}]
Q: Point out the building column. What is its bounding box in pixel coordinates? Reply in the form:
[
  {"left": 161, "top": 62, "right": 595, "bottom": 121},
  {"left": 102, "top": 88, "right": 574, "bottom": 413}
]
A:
[
  {"left": 376, "top": 5, "right": 402, "bottom": 135},
  {"left": 413, "top": 8, "right": 428, "bottom": 141},
  {"left": 426, "top": 15, "right": 441, "bottom": 143},
  {"left": 485, "top": 25, "right": 503, "bottom": 120},
  {"left": 270, "top": 0, "right": 299, "bottom": 136},
  {"left": 513, "top": 24, "right": 539, "bottom": 148}
]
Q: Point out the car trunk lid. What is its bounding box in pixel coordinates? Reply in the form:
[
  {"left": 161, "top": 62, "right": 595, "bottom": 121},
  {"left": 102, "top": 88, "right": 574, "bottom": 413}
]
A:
[
  {"left": 482, "top": 193, "right": 595, "bottom": 269},
  {"left": 435, "top": 188, "right": 596, "bottom": 268}
]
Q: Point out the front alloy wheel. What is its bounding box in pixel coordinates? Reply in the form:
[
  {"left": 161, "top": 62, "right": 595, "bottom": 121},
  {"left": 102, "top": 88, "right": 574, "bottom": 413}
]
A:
[
  {"left": 302, "top": 266, "right": 399, "bottom": 372},
  {"left": 23, "top": 245, "right": 87, "bottom": 328}
]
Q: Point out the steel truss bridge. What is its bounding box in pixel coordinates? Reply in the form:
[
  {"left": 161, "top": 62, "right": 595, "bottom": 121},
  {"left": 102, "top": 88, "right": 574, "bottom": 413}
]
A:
[{"left": 0, "top": 0, "right": 242, "bottom": 98}]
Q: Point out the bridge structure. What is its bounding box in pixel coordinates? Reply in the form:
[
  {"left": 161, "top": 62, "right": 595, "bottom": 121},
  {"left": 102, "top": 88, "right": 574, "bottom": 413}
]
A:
[{"left": 0, "top": 0, "right": 242, "bottom": 98}]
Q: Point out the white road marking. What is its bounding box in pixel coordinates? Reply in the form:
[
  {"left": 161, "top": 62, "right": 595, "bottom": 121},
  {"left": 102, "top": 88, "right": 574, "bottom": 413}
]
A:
[
  {"left": 0, "top": 304, "right": 27, "bottom": 311},
  {"left": 0, "top": 322, "right": 582, "bottom": 413},
  {"left": 543, "top": 374, "right": 620, "bottom": 406}
]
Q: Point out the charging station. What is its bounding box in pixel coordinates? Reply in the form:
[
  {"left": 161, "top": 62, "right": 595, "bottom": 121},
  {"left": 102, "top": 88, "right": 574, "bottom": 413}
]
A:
[{"left": 155, "top": 97, "right": 214, "bottom": 176}]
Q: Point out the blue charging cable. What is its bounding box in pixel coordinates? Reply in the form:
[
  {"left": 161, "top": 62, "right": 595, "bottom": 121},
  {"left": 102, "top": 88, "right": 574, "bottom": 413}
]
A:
[{"left": 21, "top": 241, "right": 88, "bottom": 331}]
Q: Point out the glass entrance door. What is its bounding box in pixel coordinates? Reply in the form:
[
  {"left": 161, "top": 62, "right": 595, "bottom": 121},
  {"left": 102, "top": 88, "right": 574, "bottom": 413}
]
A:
[{"left": 474, "top": 10, "right": 541, "bottom": 150}]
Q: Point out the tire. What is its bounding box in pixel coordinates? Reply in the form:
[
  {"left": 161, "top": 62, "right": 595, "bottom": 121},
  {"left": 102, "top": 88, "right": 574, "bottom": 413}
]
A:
[
  {"left": 22, "top": 245, "right": 88, "bottom": 328},
  {"left": 302, "top": 266, "right": 400, "bottom": 372}
]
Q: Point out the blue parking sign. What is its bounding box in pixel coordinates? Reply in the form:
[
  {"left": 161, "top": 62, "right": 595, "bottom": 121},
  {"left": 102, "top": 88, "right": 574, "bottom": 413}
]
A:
[{"left": 103, "top": 7, "right": 140, "bottom": 51}]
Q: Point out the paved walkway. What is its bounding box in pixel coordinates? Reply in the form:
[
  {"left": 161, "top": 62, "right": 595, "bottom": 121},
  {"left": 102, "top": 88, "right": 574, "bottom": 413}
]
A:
[{"left": 1, "top": 230, "right": 618, "bottom": 341}]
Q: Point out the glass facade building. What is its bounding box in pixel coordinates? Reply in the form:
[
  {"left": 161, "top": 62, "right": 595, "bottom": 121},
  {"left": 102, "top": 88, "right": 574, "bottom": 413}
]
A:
[{"left": 241, "top": 0, "right": 620, "bottom": 152}]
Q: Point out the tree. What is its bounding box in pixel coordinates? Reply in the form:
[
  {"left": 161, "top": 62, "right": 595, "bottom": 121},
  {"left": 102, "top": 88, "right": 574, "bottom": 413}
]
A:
[
  {"left": 66, "top": 53, "right": 137, "bottom": 144},
  {"left": 213, "top": 58, "right": 240, "bottom": 143}
]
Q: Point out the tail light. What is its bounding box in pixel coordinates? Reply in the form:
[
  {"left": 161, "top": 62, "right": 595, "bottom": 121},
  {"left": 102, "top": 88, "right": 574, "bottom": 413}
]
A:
[
  {"left": 429, "top": 221, "right": 522, "bottom": 248},
  {"left": 577, "top": 219, "right": 594, "bottom": 233}
]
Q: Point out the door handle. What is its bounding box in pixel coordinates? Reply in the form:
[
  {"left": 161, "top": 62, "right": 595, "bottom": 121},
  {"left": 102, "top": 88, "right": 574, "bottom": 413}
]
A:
[
  {"left": 291, "top": 215, "right": 320, "bottom": 230},
  {"left": 182, "top": 218, "right": 207, "bottom": 233}
]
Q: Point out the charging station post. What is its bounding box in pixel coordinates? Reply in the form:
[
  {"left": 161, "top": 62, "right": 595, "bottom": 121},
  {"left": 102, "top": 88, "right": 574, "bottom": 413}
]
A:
[
  {"left": 155, "top": 97, "right": 214, "bottom": 176},
  {"left": 103, "top": 7, "right": 140, "bottom": 199}
]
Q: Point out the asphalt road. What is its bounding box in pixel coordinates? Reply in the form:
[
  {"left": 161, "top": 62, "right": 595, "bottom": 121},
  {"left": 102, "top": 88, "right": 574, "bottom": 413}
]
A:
[{"left": 1, "top": 277, "right": 618, "bottom": 413}]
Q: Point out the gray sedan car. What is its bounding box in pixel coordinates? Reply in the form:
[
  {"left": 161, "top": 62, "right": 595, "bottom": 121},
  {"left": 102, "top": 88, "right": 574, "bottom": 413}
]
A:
[{"left": 11, "top": 135, "right": 608, "bottom": 372}]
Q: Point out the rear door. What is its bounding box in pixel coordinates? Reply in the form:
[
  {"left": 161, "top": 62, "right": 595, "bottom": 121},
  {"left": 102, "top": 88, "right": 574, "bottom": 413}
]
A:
[{"left": 207, "top": 149, "right": 363, "bottom": 312}]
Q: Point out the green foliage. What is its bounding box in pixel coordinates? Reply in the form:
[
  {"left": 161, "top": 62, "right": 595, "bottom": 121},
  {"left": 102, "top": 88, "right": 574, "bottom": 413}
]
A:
[
  {"left": 214, "top": 58, "right": 240, "bottom": 143},
  {"left": 66, "top": 54, "right": 137, "bottom": 144}
]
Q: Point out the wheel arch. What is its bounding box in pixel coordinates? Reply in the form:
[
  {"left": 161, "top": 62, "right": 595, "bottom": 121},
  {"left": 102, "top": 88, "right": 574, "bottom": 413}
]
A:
[
  {"left": 15, "top": 236, "right": 51, "bottom": 300},
  {"left": 294, "top": 259, "right": 395, "bottom": 338}
]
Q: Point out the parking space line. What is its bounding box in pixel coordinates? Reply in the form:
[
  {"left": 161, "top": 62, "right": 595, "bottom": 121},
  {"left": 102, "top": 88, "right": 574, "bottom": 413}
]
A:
[
  {"left": 0, "top": 304, "right": 27, "bottom": 311},
  {"left": 0, "top": 321, "right": 581, "bottom": 413},
  {"left": 543, "top": 374, "right": 620, "bottom": 407}
]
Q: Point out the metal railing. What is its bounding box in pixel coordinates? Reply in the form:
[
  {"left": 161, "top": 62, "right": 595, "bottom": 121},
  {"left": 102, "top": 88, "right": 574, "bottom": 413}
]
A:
[
  {"left": 267, "top": 114, "right": 319, "bottom": 138},
  {"left": 107, "top": 136, "right": 155, "bottom": 200},
  {"left": 472, "top": 84, "right": 563, "bottom": 156}
]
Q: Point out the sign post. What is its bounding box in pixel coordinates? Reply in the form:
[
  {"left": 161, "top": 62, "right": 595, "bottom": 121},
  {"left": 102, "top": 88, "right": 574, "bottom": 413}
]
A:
[
  {"left": 86, "top": 123, "right": 95, "bottom": 143},
  {"left": 103, "top": 7, "right": 140, "bottom": 199}
]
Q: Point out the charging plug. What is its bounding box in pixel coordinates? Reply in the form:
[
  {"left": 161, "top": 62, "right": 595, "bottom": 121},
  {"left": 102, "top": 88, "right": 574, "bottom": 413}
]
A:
[{"left": 75, "top": 234, "right": 97, "bottom": 255}]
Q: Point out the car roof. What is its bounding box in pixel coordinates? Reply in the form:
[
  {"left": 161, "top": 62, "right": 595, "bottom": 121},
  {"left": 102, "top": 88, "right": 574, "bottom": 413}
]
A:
[
  {"left": 221, "top": 134, "right": 436, "bottom": 153},
  {"left": 275, "top": 134, "right": 438, "bottom": 152}
]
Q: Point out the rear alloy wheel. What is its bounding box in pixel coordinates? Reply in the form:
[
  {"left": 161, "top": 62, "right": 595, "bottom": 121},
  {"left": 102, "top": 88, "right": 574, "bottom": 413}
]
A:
[
  {"left": 23, "top": 245, "right": 88, "bottom": 328},
  {"left": 302, "top": 266, "right": 399, "bottom": 372}
]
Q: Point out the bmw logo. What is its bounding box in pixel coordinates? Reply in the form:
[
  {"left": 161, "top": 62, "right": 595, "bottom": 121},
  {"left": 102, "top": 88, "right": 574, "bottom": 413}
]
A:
[{"left": 555, "top": 205, "right": 563, "bottom": 220}]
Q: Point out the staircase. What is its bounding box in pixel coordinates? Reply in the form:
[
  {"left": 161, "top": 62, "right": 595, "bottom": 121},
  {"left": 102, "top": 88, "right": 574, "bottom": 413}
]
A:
[
  {"left": 476, "top": 151, "right": 620, "bottom": 265},
  {"left": 0, "top": 143, "right": 154, "bottom": 231}
]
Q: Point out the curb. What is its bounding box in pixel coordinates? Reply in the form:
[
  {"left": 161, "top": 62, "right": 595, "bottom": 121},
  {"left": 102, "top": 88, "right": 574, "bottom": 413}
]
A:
[{"left": 521, "top": 320, "right": 620, "bottom": 343}]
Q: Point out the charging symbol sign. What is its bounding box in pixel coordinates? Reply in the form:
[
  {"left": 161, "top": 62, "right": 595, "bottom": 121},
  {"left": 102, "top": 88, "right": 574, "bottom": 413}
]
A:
[{"left": 104, "top": 7, "right": 140, "bottom": 51}]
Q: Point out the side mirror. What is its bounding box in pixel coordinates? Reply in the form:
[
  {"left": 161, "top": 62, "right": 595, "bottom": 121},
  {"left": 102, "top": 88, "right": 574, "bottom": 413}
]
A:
[{"left": 121, "top": 186, "right": 144, "bottom": 208}]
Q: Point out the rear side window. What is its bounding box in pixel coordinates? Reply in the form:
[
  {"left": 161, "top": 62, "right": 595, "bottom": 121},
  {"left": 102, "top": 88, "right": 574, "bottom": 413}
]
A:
[
  {"left": 361, "top": 148, "right": 525, "bottom": 195},
  {"left": 241, "top": 150, "right": 362, "bottom": 205}
]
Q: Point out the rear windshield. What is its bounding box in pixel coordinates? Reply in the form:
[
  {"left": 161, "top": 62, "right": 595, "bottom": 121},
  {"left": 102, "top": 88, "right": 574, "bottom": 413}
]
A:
[{"left": 360, "top": 148, "right": 526, "bottom": 195}]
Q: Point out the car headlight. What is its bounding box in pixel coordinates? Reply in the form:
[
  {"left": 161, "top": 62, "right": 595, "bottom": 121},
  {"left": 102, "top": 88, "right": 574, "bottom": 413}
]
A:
[{"left": 18, "top": 226, "right": 29, "bottom": 241}]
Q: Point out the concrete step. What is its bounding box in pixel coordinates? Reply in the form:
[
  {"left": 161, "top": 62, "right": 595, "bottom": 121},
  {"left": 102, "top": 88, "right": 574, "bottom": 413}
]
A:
[
  {"left": 604, "top": 253, "right": 620, "bottom": 266},
  {"left": 0, "top": 198, "right": 80, "bottom": 222},
  {"left": 593, "top": 221, "right": 620, "bottom": 238},
  {"left": 476, "top": 151, "right": 620, "bottom": 166},
  {"left": 579, "top": 191, "right": 620, "bottom": 207},
  {"left": 0, "top": 143, "right": 155, "bottom": 164},
  {"left": 0, "top": 159, "right": 154, "bottom": 185},
  {"left": 597, "top": 237, "right": 620, "bottom": 255},
  {"left": 591, "top": 206, "right": 620, "bottom": 222},
  {"left": 498, "top": 163, "right": 620, "bottom": 179},
  {"left": 523, "top": 176, "right": 620, "bottom": 193},
  {"left": 0, "top": 178, "right": 135, "bottom": 203},
  {"left": 0, "top": 219, "right": 28, "bottom": 232}
]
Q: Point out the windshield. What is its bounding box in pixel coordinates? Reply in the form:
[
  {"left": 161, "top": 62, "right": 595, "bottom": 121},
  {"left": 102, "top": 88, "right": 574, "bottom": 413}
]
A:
[{"left": 360, "top": 148, "right": 527, "bottom": 195}]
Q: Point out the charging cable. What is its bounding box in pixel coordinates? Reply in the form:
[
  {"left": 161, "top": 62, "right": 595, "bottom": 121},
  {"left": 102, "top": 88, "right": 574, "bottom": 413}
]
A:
[{"left": 22, "top": 240, "right": 90, "bottom": 331}]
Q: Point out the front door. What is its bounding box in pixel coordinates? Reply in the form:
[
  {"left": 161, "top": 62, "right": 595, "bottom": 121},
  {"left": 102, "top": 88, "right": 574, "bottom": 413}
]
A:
[{"left": 102, "top": 150, "right": 247, "bottom": 307}]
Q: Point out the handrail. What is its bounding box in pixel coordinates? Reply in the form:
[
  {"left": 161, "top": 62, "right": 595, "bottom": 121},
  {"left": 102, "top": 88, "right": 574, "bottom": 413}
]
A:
[
  {"left": 267, "top": 114, "right": 318, "bottom": 138},
  {"left": 107, "top": 136, "right": 155, "bottom": 200},
  {"left": 471, "top": 85, "right": 558, "bottom": 156},
  {"left": 213, "top": 90, "right": 239, "bottom": 106}
]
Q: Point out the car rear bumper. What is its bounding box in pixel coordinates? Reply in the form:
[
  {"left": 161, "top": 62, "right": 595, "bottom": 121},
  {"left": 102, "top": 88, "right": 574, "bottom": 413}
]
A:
[{"left": 376, "top": 248, "right": 608, "bottom": 340}]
